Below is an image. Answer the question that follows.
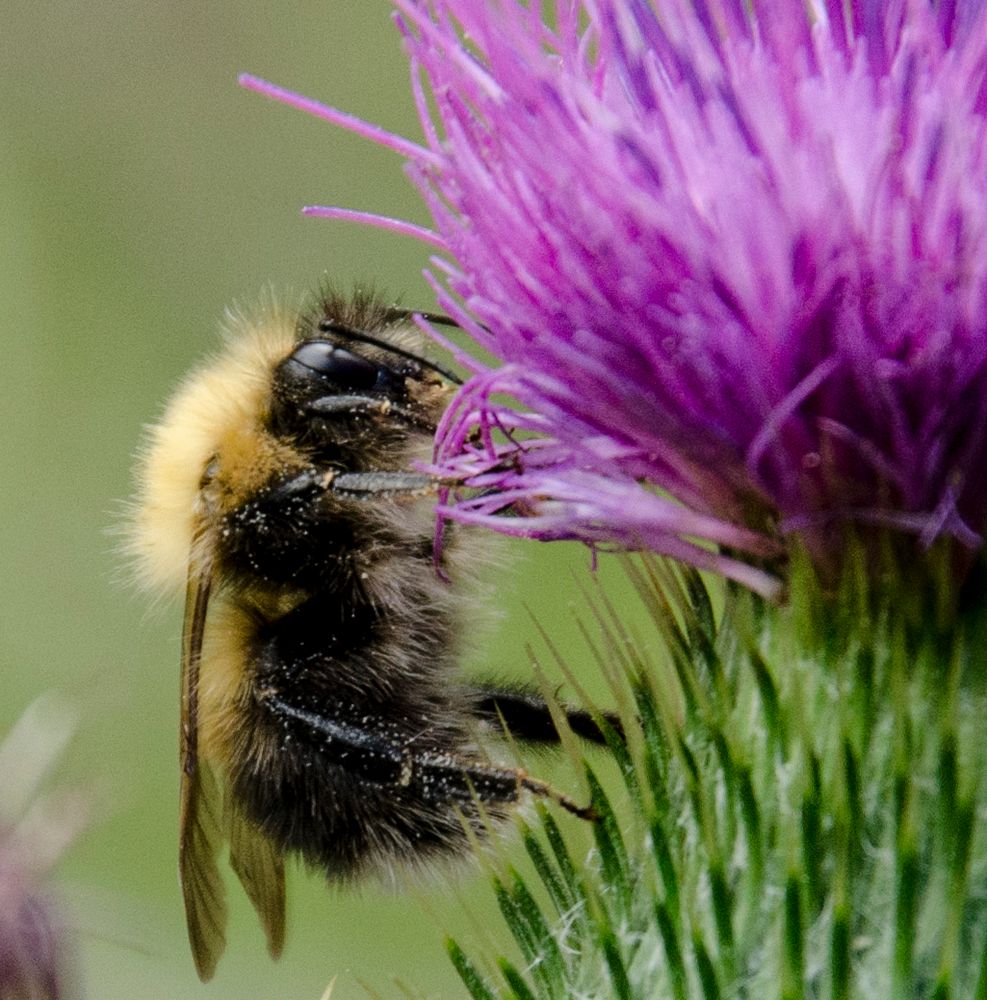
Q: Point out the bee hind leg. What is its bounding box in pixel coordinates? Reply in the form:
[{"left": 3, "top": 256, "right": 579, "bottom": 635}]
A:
[
  {"left": 409, "top": 748, "right": 598, "bottom": 821},
  {"left": 470, "top": 683, "right": 625, "bottom": 748},
  {"left": 259, "top": 691, "right": 596, "bottom": 821}
]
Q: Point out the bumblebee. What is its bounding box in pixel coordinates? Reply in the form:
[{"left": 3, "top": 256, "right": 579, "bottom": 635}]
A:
[{"left": 131, "top": 289, "right": 613, "bottom": 980}]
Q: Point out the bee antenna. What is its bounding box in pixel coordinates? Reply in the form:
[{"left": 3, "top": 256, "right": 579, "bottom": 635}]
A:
[
  {"left": 384, "top": 309, "right": 460, "bottom": 329},
  {"left": 318, "top": 318, "right": 464, "bottom": 386},
  {"left": 384, "top": 307, "right": 492, "bottom": 336}
]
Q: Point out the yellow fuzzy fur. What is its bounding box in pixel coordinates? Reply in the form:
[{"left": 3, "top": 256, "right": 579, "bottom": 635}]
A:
[{"left": 129, "top": 309, "right": 297, "bottom": 596}]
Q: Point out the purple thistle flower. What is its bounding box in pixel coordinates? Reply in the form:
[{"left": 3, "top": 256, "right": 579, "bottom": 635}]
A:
[{"left": 244, "top": 0, "right": 987, "bottom": 596}]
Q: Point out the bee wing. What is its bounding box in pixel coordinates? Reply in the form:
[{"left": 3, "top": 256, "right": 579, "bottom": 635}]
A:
[
  {"left": 227, "top": 802, "right": 286, "bottom": 960},
  {"left": 179, "top": 564, "right": 228, "bottom": 981}
]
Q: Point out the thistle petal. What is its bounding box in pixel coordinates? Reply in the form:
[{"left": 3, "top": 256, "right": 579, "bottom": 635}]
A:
[{"left": 393, "top": 0, "right": 987, "bottom": 587}]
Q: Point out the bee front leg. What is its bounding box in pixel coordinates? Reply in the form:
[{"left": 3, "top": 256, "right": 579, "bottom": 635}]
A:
[
  {"left": 328, "top": 471, "right": 439, "bottom": 498},
  {"left": 223, "top": 467, "right": 442, "bottom": 586}
]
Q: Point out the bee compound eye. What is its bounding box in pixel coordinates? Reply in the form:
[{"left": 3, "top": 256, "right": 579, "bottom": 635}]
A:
[{"left": 290, "top": 341, "right": 380, "bottom": 391}]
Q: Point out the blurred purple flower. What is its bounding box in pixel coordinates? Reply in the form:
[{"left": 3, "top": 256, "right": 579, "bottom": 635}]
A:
[
  {"left": 0, "top": 699, "right": 83, "bottom": 1000},
  {"left": 245, "top": 0, "right": 987, "bottom": 596},
  {"left": 0, "top": 868, "right": 65, "bottom": 1000}
]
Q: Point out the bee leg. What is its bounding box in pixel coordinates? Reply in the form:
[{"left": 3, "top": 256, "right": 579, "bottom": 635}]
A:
[
  {"left": 307, "top": 394, "right": 439, "bottom": 433},
  {"left": 224, "top": 466, "right": 450, "bottom": 587},
  {"left": 328, "top": 471, "right": 438, "bottom": 498},
  {"left": 259, "top": 692, "right": 596, "bottom": 821},
  {"left": 410, "top": 749, "right": 599, "bottom": 822},
  {"left": 471, "top": 683, "right": 625, "bottom": 747},
  {"left": 261, "top": 692, "right": 415, "bottom": 787},
  {"left": 232, "top": 467, "right": 439, "bottom": 526}
]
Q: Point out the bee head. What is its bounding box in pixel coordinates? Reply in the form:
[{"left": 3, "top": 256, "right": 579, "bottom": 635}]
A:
[
  {"left": 269, "top": 322, "right": 456, "bottom": 446},
  {"left": 129, "top": 299, "right": 460, "bottom": 597},
  {"left": 273, "top": 339, "right": 407, "bottom": 409}
]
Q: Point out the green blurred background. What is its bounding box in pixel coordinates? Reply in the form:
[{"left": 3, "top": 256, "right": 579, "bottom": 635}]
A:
[{"left": 0, "top": 3, "right": 627, "bottom": 997}]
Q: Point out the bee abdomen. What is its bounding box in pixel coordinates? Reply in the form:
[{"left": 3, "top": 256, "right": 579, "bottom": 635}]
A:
[{"left": 232, "top": 690, "right": 514, "bottom": 878}]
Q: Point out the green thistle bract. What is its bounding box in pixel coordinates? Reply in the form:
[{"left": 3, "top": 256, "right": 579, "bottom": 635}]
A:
[{"left": 447, "top": 556, "right": 987, "bottom": 1000}]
